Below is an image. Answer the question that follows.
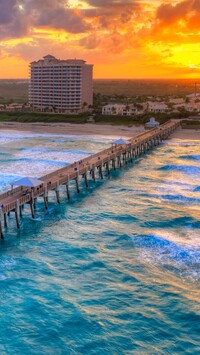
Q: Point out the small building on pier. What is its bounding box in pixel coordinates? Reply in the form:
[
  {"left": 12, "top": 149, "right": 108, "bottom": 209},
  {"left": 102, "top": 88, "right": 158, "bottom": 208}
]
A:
[{"left": 145, "top": 117, "right": 160, "bottom": 129}]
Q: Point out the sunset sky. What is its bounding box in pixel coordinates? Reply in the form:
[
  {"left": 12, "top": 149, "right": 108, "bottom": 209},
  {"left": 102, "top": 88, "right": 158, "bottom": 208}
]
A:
[{"left": 0, "top": 0, "right": 200, "bottom": 79}]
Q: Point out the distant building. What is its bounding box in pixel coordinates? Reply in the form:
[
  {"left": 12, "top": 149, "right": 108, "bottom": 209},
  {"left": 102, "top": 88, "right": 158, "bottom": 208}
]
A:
[
  {"left": 29, "top": 55, "right": 93, "bottom": 113},
  {"left": 146, "top": 101, "right": 168, "bottom": 113},
  {"left": 102, "top": 104, "right": 137, "bottom": 116},
  {"left": 145, "top": 117, "right": 160, "bottom": 129},
  {"left": 173, "top": 102, "right": 200, "bottom": 112},
  {"left": 186, "top": 93, "right": 200, "bottom": 99},
  {"left": 169, "top": 98, "right": 185, "bottom": 105},
  {"left": 185, "top": 102, "right": 200, "bottom": 112},
  {"left": 6, "top": 103, "right": 24, "bottom": 111}
]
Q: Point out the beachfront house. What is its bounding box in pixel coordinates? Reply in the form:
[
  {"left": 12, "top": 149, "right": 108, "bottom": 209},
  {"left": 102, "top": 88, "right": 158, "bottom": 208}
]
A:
[
  {"left": 146, "top": 101, "right": 169, "bottom": 113},
  {"left": 169, "top": 98, "right": 185, "bottom": 105},
  {"left": 172, "top": 102, "right": 200, "bottom": 113},
  {"left": 6, "top": 103, "right": 24, "bottom": 111},
  {"left": 102, "top": 104, "right": 137, "bottom": 116}
]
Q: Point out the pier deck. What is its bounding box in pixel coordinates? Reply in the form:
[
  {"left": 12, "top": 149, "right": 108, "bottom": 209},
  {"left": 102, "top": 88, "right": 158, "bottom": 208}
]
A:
[{"left": 0, "top": 120, "right": 180, "bottom": 237}]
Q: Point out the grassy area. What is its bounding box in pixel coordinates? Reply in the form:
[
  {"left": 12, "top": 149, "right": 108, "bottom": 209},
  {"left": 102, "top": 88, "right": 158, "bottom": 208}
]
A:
[{"left": 0, "top": 79, "right": 198, "bottom": 128}]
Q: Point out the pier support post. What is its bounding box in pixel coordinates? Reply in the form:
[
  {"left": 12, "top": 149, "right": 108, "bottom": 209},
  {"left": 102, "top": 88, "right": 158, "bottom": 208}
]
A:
[
  {"left": 56, "top": 182, "right": 60, "bottom": 203},
  {"left": 43, "top": 186, "right": 48, "bottom": 210},
  {"left": 125, "top": 151, "right": 127, "bottom": 161},
  {"left": 113, "top": 158, "right": 116, "bottom": 170},
  {"left": 75, "top": 179, "right": 80, "bottom": 193},
  {"left": 75, "top": 173, "right": 80, "bottom": 193},
  {"left": 99, "top": 165, "right": 103, "bottom": 179},
  {"left": 30, "top": 201, "right": 35, "bottom": 219},
  {"left": 66, "top": 184, "right": 70, "bottom": 200},
  {"left": 130, "top": 147, "right": 133, "bottom": 162},
  {"left": 0, "top": 209, "right": 4, "bottom": 239},
  {"left": 111, "top": 158, "right": 116, "bottom": 170},
  {"left": 107, "top": 160, "right": 110, "bottom": 175},
  {"left": 44, "top": 196, "right": 48, "bottom": 210},
  {"left": 33, "top": 198, "right": 37, "bottom": 210},
  {"left": 3, "top": 213, "right": 7, "bottom": 228},
  {"left": 84, "top": 173, "right": 88, "bottom": 188},
  {"left": 19, "top": 205, "right": 23, "bottom": 218},
  {"left": 30, "top": 191, "right": 35, "bottom": 218},
  {"left": 66, "top": 175, "right": 70, "bottom": 200},
  {"left": 92, "top": 167, "right": 96, "bottom": 182},
  {"left": 118, "top": 155, "right": 122, "bottom": 167},
  {"left": 15, "top": 200, "right": 20, "bottom": 228}
]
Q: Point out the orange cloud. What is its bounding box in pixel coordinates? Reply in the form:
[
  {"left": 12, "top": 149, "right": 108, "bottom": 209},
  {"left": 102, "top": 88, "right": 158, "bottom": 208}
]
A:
[{"left": 0, "top": 0, "right": 200, "bottom": 78}]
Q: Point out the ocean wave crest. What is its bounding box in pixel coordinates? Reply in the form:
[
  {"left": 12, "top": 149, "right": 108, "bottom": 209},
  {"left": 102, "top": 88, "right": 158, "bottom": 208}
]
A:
[
  {"left": 132, "top": 234, "right": 200, "bottom": 281},
  {"left": 158, "top": 164, "right": 200, "bottom": 175}
]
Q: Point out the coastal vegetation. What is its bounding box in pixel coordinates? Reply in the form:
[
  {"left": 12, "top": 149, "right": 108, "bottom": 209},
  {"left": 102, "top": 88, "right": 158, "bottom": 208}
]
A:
[
  {"left": 0, "top": 79, "right": 199, "bottom": 128},
  {"left": 0, "top": 112, "right": 88, "bottom": 124},
  {"left": 0, "top": 79, "right": 199, "bottom": 104},
  {"left": 181, "top": 119, "right": 200, "bottom": 129},
  {"left": 0, "top": 110, "right": 195, "bottom": 128}
]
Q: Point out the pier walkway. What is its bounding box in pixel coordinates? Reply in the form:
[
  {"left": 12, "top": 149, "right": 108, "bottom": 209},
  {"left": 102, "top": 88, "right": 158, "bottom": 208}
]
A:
[{"left": 0, "top": 120, "right": 180, "bottom": 237}]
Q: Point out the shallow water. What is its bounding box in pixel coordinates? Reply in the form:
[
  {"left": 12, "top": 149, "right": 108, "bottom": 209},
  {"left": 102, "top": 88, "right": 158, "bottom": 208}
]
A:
[{"left": 0, "top": 131, "right": 199, "bottom": 354}]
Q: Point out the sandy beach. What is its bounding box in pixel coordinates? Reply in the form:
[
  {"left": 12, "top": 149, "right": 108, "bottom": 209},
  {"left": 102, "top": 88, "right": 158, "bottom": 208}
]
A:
[
  {"left": 0, "top": 121, "right": 199, "bottom": 139},
  {"left": 0, "top": 121, "right": 145, "bottom": 137}
]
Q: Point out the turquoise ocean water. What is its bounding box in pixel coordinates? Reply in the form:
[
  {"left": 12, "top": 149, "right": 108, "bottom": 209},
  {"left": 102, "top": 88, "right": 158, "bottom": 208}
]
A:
[{"left": 0, "top": 130, "right": 199, "bottom": 354}]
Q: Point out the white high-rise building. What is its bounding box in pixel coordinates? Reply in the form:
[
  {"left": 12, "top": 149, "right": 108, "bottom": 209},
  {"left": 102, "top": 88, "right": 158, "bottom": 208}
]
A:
[{"left": 29, "top": 55, "right": 93, "bottom": 113}]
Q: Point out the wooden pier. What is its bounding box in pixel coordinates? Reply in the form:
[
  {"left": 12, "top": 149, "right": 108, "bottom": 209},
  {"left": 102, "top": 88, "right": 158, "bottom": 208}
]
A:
[{"left": 0, "top": 120, "right": 180, "bottom": 238}]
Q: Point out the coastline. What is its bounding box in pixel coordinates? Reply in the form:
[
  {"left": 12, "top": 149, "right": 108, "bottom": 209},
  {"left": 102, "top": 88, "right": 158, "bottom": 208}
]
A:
[
  {"left": 0, "top": 121, "right": 199, "bottom": 139},
  {"left": 0, "top": 121, "right": 145, "bottom": 137}
]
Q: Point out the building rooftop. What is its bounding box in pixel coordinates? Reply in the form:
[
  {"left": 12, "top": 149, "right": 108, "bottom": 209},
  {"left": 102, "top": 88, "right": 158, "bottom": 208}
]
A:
[{"left": 31, "top": 55, "right": 88, "bottom": 66}]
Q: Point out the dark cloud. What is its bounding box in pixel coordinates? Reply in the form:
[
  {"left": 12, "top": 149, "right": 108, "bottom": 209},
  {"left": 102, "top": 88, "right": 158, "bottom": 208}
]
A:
[
  {"left": 157, "top": 1, "right": 189, "bottom": 23},
  {"left": 84, "top": 0, "right": 141, "bottom": 17},
  {"left": 0, "top": 0, "right": 30, "bottom": 38},
  {"left": 86, "top": 0, "right": 140, "bottom": 7},
  {"left": 0, "top": 0, "right": 89, "bottom": 39},
  {"left": 0, "top": 0, "right": 143, "bottom": 40},
  {"left": 35, "top": 7, "right": 88, "bottom": 33},
  {"left": 0, "top": 0, "right": 16, "bottom": 25},
  {"left": 156, "top": 0, "right": 200, "bottom": 24}
]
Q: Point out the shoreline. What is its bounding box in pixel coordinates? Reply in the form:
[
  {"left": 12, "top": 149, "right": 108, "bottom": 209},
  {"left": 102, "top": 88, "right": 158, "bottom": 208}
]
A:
[
  {"left": 0, "top": 121, "right": 199, "bottom": 140},
  {"left": 0, "top": 121, "right": 145, "bottom": 138}
]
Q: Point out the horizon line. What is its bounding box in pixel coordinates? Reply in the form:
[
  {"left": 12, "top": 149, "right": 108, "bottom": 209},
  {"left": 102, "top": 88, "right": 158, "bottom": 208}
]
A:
[{"left": 0, "top": 77, "right": 200, "bottom": 81}]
